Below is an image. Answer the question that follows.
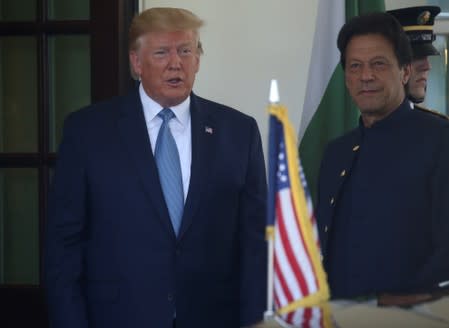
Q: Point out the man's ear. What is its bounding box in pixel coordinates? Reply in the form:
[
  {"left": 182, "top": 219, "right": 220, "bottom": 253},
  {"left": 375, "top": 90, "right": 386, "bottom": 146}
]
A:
[
  {"left": 129, "top": 51, "right": 141, "bottom": 79},
  {"left": 401, "top": 63, "right": 411, "bottom": 85}
]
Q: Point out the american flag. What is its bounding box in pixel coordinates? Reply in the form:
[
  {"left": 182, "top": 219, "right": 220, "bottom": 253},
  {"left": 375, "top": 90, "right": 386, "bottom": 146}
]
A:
[
  {"left": 267, "top": 104, "right": 330, "bottom": 327},
  {"left": 277, "top": 304, "right": 333, "bottom": 328}
]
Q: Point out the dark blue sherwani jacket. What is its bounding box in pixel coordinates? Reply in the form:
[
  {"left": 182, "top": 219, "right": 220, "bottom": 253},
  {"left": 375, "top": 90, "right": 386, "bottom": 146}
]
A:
[{"left": 316, "top": 100, "right": 449, "bottom": 298}]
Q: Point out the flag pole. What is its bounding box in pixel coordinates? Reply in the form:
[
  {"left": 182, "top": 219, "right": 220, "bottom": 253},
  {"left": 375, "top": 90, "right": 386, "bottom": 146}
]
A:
[
  {"left": 265, "top": 237, "right": 274, "bottom": 320},
  {"left": 264, "top": 79, "right": 280, "bottom": 321}
]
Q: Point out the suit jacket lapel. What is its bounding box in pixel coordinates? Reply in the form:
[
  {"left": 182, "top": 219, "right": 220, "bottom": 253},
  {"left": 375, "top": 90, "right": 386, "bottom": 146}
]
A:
[
  {"left": 116, "top": 90, "right": 175, "bottom": 237},
  {"left": 178, "top": 94, "right": 215, "bottom": 240}
]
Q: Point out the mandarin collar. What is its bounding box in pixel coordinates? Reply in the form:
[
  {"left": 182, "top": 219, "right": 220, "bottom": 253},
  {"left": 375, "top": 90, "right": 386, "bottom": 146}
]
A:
[{"left": 359, "top": 99, "right": 411, "bottom": 133}]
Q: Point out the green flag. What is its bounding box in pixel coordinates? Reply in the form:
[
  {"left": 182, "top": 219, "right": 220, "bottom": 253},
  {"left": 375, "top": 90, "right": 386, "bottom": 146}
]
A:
[{"left": 299, "top": 0, "right": 385, "bottom": 203}]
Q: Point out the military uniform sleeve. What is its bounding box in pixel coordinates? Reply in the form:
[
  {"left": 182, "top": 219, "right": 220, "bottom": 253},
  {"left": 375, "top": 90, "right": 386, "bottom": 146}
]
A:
[{"left": 417, "top": 124, "right": 449, "bottom": 289}]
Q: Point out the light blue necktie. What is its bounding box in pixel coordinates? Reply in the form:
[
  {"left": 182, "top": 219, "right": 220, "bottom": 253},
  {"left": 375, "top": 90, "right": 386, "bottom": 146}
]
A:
[{"left": 155, "top": 108, "right": 184, "bottom": 235}]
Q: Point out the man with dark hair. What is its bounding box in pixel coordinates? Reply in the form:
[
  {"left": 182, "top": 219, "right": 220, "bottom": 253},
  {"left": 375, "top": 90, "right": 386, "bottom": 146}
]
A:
[{"left": 316, "top": 12, "right": 449, "bottom": 306}]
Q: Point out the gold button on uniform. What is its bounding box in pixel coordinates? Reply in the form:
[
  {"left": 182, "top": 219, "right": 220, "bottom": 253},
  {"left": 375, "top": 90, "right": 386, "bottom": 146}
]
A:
[{"left": 340, "top": 169, "right": 346, "bottom": 177}]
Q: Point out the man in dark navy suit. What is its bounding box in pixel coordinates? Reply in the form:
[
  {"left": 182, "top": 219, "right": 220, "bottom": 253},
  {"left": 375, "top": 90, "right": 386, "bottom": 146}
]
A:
[
  {"left": 316, "top": 12, "right": 449, "bottom": 307},
  {"left": 44, "top": 7, "right": 267, "bottom": 328}
]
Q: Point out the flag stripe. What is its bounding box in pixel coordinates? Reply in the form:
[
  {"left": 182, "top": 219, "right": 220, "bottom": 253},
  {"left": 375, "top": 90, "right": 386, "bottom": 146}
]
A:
[
  {"left": 276, "top": 192, "right": 311, "bottom": 298},
  {"left": 293, "top": 194, "right": 321, "bottom": 293},
  {"left": 299, "top": 0, "right": 345, "bottom": 140},
  {"left": 273, "top": 275, "right": 284, "bottom": 309},
  {"left": 274, "top": 250, "right": 294, "bottom": 304},
  {"left": 274, "top": 226, "right": 301, "bottom": 304},
  {"left": 279, "top": 190, "right": 318, "bottom": 296}
]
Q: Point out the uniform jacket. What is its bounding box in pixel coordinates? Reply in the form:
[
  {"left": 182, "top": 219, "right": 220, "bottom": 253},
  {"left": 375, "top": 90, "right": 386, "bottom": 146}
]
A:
[
  {"left": 44, "top": 89, "right": 267, "bottom": 328},
  {"left": 316, "top": 100, "right": 449, "bottom": 298}
]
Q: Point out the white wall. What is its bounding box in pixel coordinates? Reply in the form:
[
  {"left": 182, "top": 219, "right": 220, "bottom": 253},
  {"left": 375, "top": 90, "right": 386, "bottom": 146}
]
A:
[
  {"left": 385, "top": 0, "right": 426, "bottom": 9},
  {"left": 141, "top": 0, "right": 430, "bottom": 153},
  {"left": 142, "top": 0, "right": 317, "bottom": 154}
]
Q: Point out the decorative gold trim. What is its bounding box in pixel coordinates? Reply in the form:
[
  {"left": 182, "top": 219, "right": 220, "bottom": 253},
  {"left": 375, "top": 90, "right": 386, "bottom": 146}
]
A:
[{"left": 403, "top": 25, "right": 433, "bottom": 32}]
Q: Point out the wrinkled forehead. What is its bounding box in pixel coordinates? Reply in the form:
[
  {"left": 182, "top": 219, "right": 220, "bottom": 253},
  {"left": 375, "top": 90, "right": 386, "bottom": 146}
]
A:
[
  {"left": 135, "top": 29, "right": 199, "bottom": 49},
  {"left": 346, "top": 34, "right": 395, "bottom": 59}
]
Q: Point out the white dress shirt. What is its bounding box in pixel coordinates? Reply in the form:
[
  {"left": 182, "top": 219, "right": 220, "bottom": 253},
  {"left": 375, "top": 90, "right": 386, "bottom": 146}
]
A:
[{"left": 139, "top": 84, "right": 191, "bottom": 201}]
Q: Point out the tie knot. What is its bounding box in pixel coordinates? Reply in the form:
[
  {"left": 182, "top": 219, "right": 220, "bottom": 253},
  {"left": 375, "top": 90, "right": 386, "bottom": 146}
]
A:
[{"left": 158, "top": 108, "right": 175, "bottom": 122}]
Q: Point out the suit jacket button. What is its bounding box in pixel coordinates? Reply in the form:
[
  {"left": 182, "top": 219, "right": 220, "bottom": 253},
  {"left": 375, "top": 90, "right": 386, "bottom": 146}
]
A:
[
  {"left": 324, "top": 225, "right": 329, "bottom": 233},
  {"left": 330, "top": 197, "right": 335, "bottom": 205},
  {"left": 340, "top": 169, "right": 346, "bottom": 177}
]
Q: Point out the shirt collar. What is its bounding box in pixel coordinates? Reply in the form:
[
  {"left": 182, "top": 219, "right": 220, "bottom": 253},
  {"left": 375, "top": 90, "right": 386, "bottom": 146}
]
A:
[{"left": 139, "top": 83, "right": 190, "bottom": 126}]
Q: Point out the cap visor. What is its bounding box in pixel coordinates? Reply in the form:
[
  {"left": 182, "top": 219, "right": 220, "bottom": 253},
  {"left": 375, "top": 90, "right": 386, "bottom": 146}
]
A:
[{"left": 412, "top": 43, "right": 440, "bottom": 57}]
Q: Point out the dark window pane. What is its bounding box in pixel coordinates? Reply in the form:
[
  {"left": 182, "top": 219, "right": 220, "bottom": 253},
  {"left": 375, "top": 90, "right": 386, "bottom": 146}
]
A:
[
  {"left": 0, "top": 168, "right": 39, "bottom": 284},
  {"left": 49, "top": 35, "right": 91, "bottom": 151},
  {"left": 0, "top": 37, "right": 38, "bottom": 152},
  {"left": 48, "top": 0, "right": 90, "bottom": 20},
  {"left": 0, "top": 0, "right": 36, "bottom": 22}
]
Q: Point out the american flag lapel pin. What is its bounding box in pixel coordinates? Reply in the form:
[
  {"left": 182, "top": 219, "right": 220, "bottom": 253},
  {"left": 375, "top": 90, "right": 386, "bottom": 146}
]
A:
[{"left": 205, "top": 126, "right": 213, "bottom": 134}]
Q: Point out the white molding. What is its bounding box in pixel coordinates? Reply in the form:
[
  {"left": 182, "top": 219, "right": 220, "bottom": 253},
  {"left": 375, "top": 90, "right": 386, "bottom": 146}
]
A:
[
  {"left": 435, "top": 13, "right": 449, "bottom": 35},
  {"left": 138, "top": 0, "right": 144, "bottom": 12}
]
